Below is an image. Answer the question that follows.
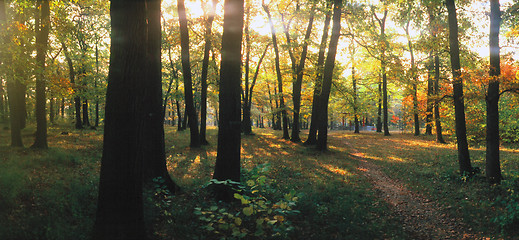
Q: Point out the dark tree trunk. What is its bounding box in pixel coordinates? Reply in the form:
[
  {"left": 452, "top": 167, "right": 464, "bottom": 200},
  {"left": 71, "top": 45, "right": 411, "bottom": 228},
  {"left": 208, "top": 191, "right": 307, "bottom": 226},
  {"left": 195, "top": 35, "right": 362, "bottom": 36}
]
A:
[
  {"left": 434, "top": 55, "right": 446, "bottom": 143},
  {"left": 376, "top": 81, "right": 382, "bottom": 132},
  {"left": 244, "top": 44, "right": 268, "bottom": 135},
  {"left": 486, "top": 0, "right": 502, "bottom": 184},
  {"left": 316, "top": 0, "right": 341, "bottom": 151},
  {"left": 382, "top": 62, "right": 390, "bottom": 136},
  {"left": 142, "top": 0, "right": 178, "bottom": 192},
  {"left": 263, "top": 4, "right": 289, "bottom": 140},
  {"left": 83, "top": 100, "right": 91, "bottom": 127},
  {"left": 446, "top": 0, "right": 473, "bottom": 175},
  {"left": 242, "top": 5, "right": 251, "bottom": 135},
  {"left": 61, "top": 41, "right": 83, "bottom": 129},
  {"left": 290, "top": 10, "right": 314, "bottom": 143},
  {"left": 60, "top": 98, "right": 65, "bottom": 118},
  {"left": 95, "top": 42, "right": 100, "bottom": 127},
  {"left": 374, "top": 9, "right": 390, "bottom": 136},
  {"left": 305, "top": 7, "right": 331, "bottom": 145},
  {"left": 93, "top": 1, "right": 148, "bottom": 238},
  {"left": 199, "top": 0, "right": 217, "bottom": 144},
  {"left": 425, "top": 53, "right": 434, "bottom": 135},
  {"left": 6, "top": 81, "right": 24, "bottom": 147},
  {"left": 213, "top": 0, "right": 244, "bottom": 199},
  {"left": 178, "top": 0, "right": 200, "bottom": 148},
  {"left": 352, "top": 44, "right": 359, "bottom": 134},
  {"left": 49, "top": 97, "right": 55, "bottom": 124},
  {"left": 32, "top": 0, "right": 50, "bottom": 149},
  {"left": 405, "top": 21, "right": 419, "bottom": 136}
]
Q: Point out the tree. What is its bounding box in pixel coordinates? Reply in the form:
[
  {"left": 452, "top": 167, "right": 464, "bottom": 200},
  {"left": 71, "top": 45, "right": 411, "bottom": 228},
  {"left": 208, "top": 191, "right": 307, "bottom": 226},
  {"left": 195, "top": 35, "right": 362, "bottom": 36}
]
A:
[
  {"left": 199, "top": 0, "right": 217, "bottom": 144},
  {"left": 372, "top": 6, "right": 390, "bottom": 136},
  {"left": 263, "top": 3, "right": 289, "bottom": 140},
  {"left": 486, "top": 0, "right": 502, "bottom": 184},
  {"left": 446, "top": 0, "right": 474, "bottom": 175},
  {"left": 305, "top": 4, "right": 331, "bottom": 145},
  {"left": 213, "top": 0, "right": 244, "bottom": 199},
  {"left": 93, "top": 1, "right": 151, "bottom": 238},
  {"left": 289, "top": 7, "right": 315, "bottom": 143},
  {"left": 32, "top": 0, "right": 50, "bottom": 149},
  {"left": 178, "top": 0, "right": 201, "bottom": 148},
  {"left": 316, "top": 0, "right": 342, "bottom": 151}
]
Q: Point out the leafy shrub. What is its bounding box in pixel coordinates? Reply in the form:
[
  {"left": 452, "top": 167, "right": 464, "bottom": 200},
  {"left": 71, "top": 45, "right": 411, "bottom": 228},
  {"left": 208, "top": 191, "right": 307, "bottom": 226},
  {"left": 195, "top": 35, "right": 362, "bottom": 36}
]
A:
[
  {"left": 193, "top": 164, "right": 300, "bottom": 239},
  {"left": 491, "top": 174, "right": 519, "bottom": 235}
]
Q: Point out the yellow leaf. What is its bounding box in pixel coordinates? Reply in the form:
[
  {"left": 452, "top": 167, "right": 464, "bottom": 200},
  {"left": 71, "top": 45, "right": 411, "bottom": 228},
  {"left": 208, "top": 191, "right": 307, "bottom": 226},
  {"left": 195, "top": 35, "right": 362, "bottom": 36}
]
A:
[
  {"left": 243, "top": 206, "right": 253, "bottom": 216},
  {"left": 234, "top": 217, "right": 242, "bottom": 226}
]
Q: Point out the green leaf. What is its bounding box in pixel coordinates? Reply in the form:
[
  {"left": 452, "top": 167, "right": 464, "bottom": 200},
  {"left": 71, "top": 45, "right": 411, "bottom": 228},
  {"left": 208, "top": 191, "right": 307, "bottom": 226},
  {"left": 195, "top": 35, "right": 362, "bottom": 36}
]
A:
[{"left": 243, "top": 206, "right": 253, "bottom": 216}]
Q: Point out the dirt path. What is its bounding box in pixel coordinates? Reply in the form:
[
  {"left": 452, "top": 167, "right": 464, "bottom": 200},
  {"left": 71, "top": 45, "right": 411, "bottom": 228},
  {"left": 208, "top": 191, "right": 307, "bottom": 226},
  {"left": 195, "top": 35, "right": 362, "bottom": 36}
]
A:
[{"left": 344, "top": 141, "right": 476, "bottom": 240}]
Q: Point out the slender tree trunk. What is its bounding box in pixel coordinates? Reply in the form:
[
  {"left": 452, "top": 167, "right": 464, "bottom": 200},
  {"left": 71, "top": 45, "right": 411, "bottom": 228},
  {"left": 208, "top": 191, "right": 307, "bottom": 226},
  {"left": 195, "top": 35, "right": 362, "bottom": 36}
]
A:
[
  {"left": 62, "top": 41, "right": 83, "bottom": 129},
  {"left": 244, "top": 44, "right": 269, "bottom": 135},
  {"left": 263, "top": 4, "right": 289, "bottom": 140},
  {"left": 199, "top": 0, "right": 217, "bottom": 144},
  {"left": 83, "top": 100, "right": 91, "bottom": 127},
  {"left": 352, "top": 42, "right": 359, "bottom": 134},
  {"left": 178, "top": 0, "right": 200, "bottom": 147},
  {"left": 425, "top": 53, "right": 434, "bottom": 135},
  {"left": 305, "top": 7, "right": 331, "bottom": 145},
  {"left": 434, "top": 55, "right": 446, "bottom": 143},
  {"left": 486, "top": 0, "right": 502, "bottom": 184},
  {"left": 32, "top": 0, "right": 50, "bottom": 149},
  {"left": 290, "top": 11, "right": 314, "bottom": 143},
  {"left": 60, "top": 98, "right": 65, "bottom": 118},
  {"left": 405, "top": 21, "right": 419, "bottom": 136},
  {"left": 142, "top": 0, "right": 178, "bottom": 192},
  {"left": 93, "top": 1, "right": 148, "bottom": 238},
  {"left": 49, "top": 97, "right": 55, "bottom": 124},
  {"left": 242, "top": 4, "right": 251, "bottom": 135},
  {"left": 316, "top": 0, "right": 341, "bottom": 151},
  {"left": 376, "top": 81, "right": 382, "bottom": 132},
  {"left": 446, "top": 0, "right": 473, "bottom": 175},
  {"left": 213, "top": 0, "right": 244, "bottom": 200},
  {"left": 382, "top": 62, "right": 390, "bottom": 136},
  {"left": 95, "top": 41, "right": 100, "bottom": 127}
]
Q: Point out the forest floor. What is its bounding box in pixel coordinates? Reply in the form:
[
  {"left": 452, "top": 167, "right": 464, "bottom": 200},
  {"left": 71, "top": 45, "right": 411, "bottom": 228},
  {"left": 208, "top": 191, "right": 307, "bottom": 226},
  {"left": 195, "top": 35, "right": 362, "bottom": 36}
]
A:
[{"left": 1, "top": 125, "right": 518, "bottom": 239}]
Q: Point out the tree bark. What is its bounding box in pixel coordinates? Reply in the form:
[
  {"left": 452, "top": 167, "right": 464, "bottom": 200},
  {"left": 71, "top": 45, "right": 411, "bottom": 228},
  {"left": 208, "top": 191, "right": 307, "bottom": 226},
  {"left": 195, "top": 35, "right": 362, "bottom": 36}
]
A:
[
  {"left": 434, "top": 55, "right": 446, "bottom": 143},
  {"left": 61, "top": 41, "right": 83, "bottom": 130},
  {"left": 405, "top": 21, "right": 419, "bottom": 136},
  {"left": 486, "top": 0, "right": 502, "bottom": 184},
  {"left": 351, "top": 38, "right": 359, "bottom": 134},
  {"left": 6, "top": 81, "right": 24, "bottom": 147},
  {"left": 93, "top": 1, "right": 148, "bottom": 238},
  {"left": 178, "top": 0, "right": 200, "bottom": 148},
  {"left": 446, "top": 0, "right": 473, "bottom": 175},
  {"left": 290, "top": 10, "right": 314, "bottom": 143},
  {"left": 213, "top": 0, "right": 244, "bottom": 199},
  {"left": 316, "top": 0, "right": 341, "bottom": 151},
  {"left": 244, "top": 44, "right": 269, "bottom": 135},
  {"left": 32, "top": 0, "right": 50, "bottom": 149},
  {"left": 305, "top": 7, "right": 331, "bottom": 145},
  {"left": 199, "top": 0, "right": 217, "bottom": 144},
  {"left": 263, "top": 4, "right": 289, "bottom": 140},
  {"left": 425, "top": 52, "right": 434, "bottom": 135}
]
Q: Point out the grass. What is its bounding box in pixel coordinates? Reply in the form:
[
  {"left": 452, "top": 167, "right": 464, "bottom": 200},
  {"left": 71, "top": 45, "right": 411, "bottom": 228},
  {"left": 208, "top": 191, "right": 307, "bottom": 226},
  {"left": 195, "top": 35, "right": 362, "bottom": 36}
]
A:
[{"left": 1, "top": 124, "right": 518, "bottom": 239}]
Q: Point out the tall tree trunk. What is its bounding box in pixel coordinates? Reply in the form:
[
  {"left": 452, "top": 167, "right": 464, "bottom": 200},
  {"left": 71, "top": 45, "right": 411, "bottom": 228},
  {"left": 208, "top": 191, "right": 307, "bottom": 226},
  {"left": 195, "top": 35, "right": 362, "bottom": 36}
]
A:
[
  {"left": 305, "top": 6, "right": 331, "bottom": 145},
  {"left": 405, "top": 21, "right": 419, "bottom": 136},
  {"left": 142, "top": 0, "right": 178, "bottom": 193},
  {"left": 95, "top": 41, "right": 100, "bottom": 127},
  {"left": 374, "top": 9, "right": 390, "bottom": 136},
  {"left": 61, "top": 41, "right": 83, "bottom": 129},
  {"left": 49, "top": 97, "right": 55, "bottom": 124},
  {"left": 83, "top": 100, "right": 91, "bottom": 127},
  {"left": 199, "top": 0, "right": 217, "bottom": 144},
  {"left": 242, "top": 3, "right": 251, "bottom": 135},
  {"left": 290, "top": 10, "right": 314, "bottom": 143},
  {"left": 434, "top": 55, "right": 446, "bottom": 143},
  {"left": 93, "top": 1, "right": 148, "bottom": 238},
  {"left": 316, "top": 0, "right": 341, "bottom": 151},
  {"left": 244, "top": 44, "right": 269, "bottom": 135},
  {"left": 6, "top": 82, "right": 24, "bottom": 147},
  {"left": 376, "top": 81, "right": 382, "bottom": 132},
  {"left": 178, "top": 0, "right": 200, "bottom": 148},
  {"left": 425, "top": 52, "right": 434, "bottom": 135},
  {"left": 351, "top": 38, "right": 359, "bottom": 134},
  {"left": 446, "top": 0, "right": 473, "bottom": 175},
  {"left": 213, "top": 0, "right": 244, "bottom": 200},
  {"left": 263, "top": 4, "right": 289, "bottom": 140},
  {"left": 486, "top": 0, "right": 502, "bottom": 184},
  {"left": 32, "top": 0, "right": 50, "bottom": 149}
]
